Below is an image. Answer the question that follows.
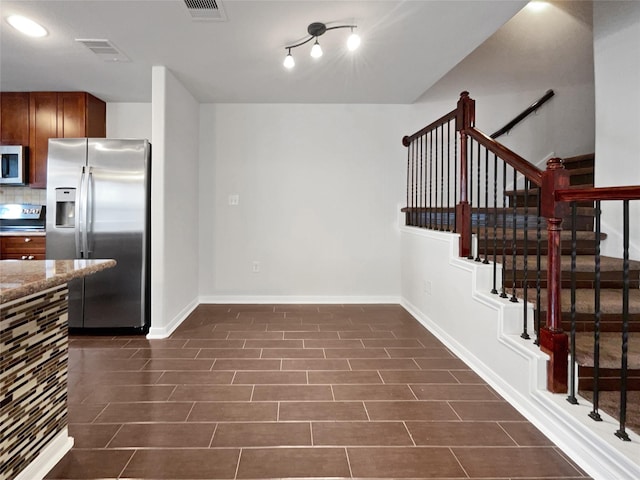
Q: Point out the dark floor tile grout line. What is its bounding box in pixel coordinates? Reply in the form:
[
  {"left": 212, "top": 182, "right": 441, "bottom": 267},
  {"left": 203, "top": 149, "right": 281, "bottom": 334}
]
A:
[
  {"left": 408, "top": 385, "right": 420, "bottom": 401},
  {"left": 233, "top": 448, "right": 242, "bottom": 480},
  {"left": 116, "top": 448, "right": 136, "bottom": 479},
  {"left": 184, "top": 401, "right": 197, "bottom": 422},
  {"left": 362, "top": 401, "right": 371, "bottom": 422},
  {"left": 448, "top": 446, "right": 471, "bottom": 479},
  {"left": 403, "top": 421, "right": 418, "bottom": 447},
  {"left": 208, "top": 423, "right": 219, "bottom": 448},
  {"left": 344, "top": 446, "right": 354, "bottom": 478},
  {"left": 103, "top": 423, "right": 124, "bottom": 449}
]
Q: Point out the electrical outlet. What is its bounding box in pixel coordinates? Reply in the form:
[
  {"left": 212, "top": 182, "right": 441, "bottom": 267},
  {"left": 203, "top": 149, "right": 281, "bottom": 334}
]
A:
[
  {"left": 228, "top": 194, "right": 239, "bottom": 206},
  {"left": 252, "top": 261, "right": 260, "bottom": 273}
]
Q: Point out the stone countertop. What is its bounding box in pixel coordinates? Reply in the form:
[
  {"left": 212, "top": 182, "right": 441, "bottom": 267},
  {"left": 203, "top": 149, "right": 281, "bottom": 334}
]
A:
[{"left": 0, "top": 259, "right": 116, "bottom": 304}]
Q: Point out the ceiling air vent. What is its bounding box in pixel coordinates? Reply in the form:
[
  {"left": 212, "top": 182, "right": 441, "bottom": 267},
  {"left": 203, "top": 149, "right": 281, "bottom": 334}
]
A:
[
  {"left": 75, "top": 39, "right": 130, "bottom": 62},
  {"left": 183, "top": 0, "right": 227, "bottom": 21}
]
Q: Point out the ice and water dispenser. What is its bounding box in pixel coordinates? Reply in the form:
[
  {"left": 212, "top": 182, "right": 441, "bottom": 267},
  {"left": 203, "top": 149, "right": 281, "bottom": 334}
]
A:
[{"left": 55, "top": 188, "right": 76, "bottom": 227}]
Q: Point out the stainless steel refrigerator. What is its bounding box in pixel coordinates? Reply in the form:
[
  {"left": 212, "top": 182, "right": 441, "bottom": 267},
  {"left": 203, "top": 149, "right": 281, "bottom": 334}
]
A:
[{"left": 46, "top": 138, "right": 151, "bottom": 332}]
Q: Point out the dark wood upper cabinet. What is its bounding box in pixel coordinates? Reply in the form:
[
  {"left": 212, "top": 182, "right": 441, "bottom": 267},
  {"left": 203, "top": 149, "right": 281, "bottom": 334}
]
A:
[
  {"left": 28, "top": 92, "right": 106, "bottom": 188},
  {"left": 0, "top": 92, "right": 30, "bottom": 145},
  {"left": 29, "top": 92, "right": 59, "bottom": 188},
  {"left": 57, "top": 92, "right": 106, "bottom": 139}
]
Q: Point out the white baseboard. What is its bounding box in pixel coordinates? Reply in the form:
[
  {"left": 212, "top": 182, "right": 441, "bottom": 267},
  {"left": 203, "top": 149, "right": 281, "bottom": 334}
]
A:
[
  {"left": 198, "top": 295, "right": 401, "bottom": 305},
  {"left": 147, "top": 297, "right": 199, "bottom": 339},
  {"left": 14, "top": 428, "right": 73, "bottom": 480}
]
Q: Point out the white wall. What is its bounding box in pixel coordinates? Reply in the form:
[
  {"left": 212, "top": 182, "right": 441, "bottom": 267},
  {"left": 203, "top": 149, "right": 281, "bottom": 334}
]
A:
[
  {"left": 148, "top": 66, "right": 200, "bottom": 338},
  {"left": 106, "top": 103, "right": 152, "bottom": 140},
  {"left": 593, "top": 1, "right": 640, "bottom": 260},
  {"left": 198, "top": 104, "right": 409, "bottom": 302}
]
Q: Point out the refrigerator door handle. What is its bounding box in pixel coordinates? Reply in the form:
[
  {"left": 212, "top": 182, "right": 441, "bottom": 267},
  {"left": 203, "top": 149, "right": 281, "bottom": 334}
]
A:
[
  {"left": 84, "top": 166, "right": 93, "bottom": 258},
  {"left": 75, "top": 166, "right": 86, "bottom": 258}
]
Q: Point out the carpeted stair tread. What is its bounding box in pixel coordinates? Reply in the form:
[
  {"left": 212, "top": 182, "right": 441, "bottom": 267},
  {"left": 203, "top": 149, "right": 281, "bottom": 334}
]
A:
[
  {"left": 574, "top": 332, "right": 640, "bottom": 369},
  {"left": 503, "top": 255, "right": 640, "bottom": 272},
  {"left": 519, "top": 288, "right": 640, "bottom": 315}
]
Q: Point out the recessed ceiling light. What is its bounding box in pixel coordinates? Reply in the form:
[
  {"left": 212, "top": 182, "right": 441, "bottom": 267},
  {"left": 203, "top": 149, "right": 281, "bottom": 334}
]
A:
[
  {"left": 526, "top": 1, "right": 549, "bottom": 13},
  {"left": 7, "top": 15, "right": 48, "bottom": 37}
]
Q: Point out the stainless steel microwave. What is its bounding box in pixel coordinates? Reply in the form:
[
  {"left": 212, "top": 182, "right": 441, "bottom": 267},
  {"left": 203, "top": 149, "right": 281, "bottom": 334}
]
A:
[{"left": 0, "top": 145, "right": 26, "bottom": 185}]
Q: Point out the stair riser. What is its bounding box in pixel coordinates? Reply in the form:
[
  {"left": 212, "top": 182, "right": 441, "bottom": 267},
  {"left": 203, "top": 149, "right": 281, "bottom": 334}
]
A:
[
  {"left": 483, "top": 214, "right": 594, "bottom": 231},
  {"left": 578, "top": 367, "right": 640, "bottom": 391},
  {"left": 504, "top": 275, "right": 640, "bottom": 290},
  {"left": 479, "top": 242, "right": 600, "bottom": 256},
  {"left": 541, "top": 317, "right": 640, "bottom": 333},
  {"left": 506, "top": 280, "right": 640, "bottom": 289},
  {"left": 570, "top": 173, "right": 594, "bottom": 186}
]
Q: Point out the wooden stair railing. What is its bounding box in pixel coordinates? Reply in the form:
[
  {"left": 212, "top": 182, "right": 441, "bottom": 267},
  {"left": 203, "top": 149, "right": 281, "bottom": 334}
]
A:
[
  {"left": 402, "top": 91, "right": 640, "bottom": 438},
  {"left": 490, "top": 89, "right": 555, "bottom": 139}
]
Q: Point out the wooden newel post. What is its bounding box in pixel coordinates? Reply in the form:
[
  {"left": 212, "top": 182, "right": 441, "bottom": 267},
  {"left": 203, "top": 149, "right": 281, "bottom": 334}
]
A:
[
  {"left": 539, "top": 157, "right": 570, "bottom": 393},
  {"left": 455, "top": 91, "right": 475, "bottom": 258}
]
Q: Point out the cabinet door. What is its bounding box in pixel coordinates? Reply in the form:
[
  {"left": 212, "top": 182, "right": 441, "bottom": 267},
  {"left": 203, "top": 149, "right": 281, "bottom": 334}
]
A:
[
  {"left": 29, "top": 92, "right": 59, "bottom": 188},
  {"left": 57, "top": 92, "right": 87, "bottom": 138},
  {"left": 85, "top": 93, "right": 106, "bottom": 137},
  {"left": 1, "top": 92, "right": 30, "bottom": 145}
]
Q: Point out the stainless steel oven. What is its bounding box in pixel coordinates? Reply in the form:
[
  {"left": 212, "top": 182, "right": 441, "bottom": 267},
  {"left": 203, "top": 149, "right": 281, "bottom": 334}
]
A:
[{"left": 1, "top": 145, "right": 26, "bottom": 184}]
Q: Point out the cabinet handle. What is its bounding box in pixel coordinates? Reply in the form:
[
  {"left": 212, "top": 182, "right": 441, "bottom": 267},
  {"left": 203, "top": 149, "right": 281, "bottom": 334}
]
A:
[
  {"left": 24, "top": 237, "right": 32, "bottom": 243},
  {"left": 28, "top": 255, "right": 35, "bottom": 260},
  {"left": 21, "top": 255, "right": 28, "bottom": 260}
]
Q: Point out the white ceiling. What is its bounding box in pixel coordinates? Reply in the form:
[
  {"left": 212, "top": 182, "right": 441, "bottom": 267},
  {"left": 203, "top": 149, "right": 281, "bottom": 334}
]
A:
[{"left": 0, "top": 0, "right": 527, "bottom": 103}]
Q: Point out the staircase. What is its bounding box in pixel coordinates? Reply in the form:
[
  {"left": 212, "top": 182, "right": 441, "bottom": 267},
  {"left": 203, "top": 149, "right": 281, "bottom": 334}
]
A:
[
  {"left": 402, "top": 91, "right": 640, "bottom": 444},
  {"left": 499, "top": 153, "right": 640, "bottom": 432}
]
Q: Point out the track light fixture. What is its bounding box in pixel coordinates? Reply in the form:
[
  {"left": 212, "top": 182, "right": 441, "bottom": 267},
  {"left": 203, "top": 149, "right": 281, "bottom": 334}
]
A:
[{"left": 283, "top": 22, "right": 360, "bottom": 69}]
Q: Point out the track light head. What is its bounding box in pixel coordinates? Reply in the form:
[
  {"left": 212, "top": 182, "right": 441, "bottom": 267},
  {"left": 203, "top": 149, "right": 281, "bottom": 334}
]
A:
[
  {"left": 310, "top": 38, "right": 323, "bottom": 58},
  {"left": 283, "top": 49, "right": 295, "bottom": 69}
]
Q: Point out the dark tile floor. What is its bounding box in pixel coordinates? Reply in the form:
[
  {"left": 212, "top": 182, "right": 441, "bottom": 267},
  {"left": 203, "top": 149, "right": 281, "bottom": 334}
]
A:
[{"left": 46, "top": 304, "right": 591, "bottom": 479}]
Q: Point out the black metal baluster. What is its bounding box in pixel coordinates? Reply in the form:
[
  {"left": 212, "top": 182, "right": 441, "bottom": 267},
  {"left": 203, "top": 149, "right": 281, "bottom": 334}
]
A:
[
  {"left": 483, "top": 147, "right": 489, "bottom": 264},
  {"left": 500, "top": 161, "right": 508, "bottom": 299},
  {"left": 429, "top": 131, "right": 434, "bottom": 230},
  {"left": 535, "top": 193, "right": 542, "bottom": 345},
  {"left": 447, "top": 121, "right": 451, "bottom": 231},
  {"left": 419, "top": 135, "right": 424, "bottom": 228},
  {"left": 589, "top": 200, "right": 602, "bottom": 422},
  {"left": 491, "top": 152, "right": 498, "bottom": 294},
  {"left": 615, "top": 200, "right": 631, "bottom": 441},
  {"left": 415, "top": 140, "right": 419, "bottom": 226},
  {"left": 411, "top": 141, "right": 416, "bottom": 225},
  {"left": 510, "top": 167, "right": 518, "bottom": 303},
  {"left": 521, "top": 178, "right": 530, "bottom": 338},
  {"left": 423, "top": 134, "right": 427, "bottom": 228},
  {"left": 440, "top": 124, "right": 445, "bottom": 230},
  {"left": 435, "top": 126, "right": 439, "bottom": 230},
  {"left": 567, "top": 202, "right": 578, "bottom": 405}
]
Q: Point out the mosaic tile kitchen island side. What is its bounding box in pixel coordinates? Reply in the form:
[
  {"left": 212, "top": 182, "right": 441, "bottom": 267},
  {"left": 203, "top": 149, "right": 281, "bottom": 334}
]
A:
[
  {"left": 0, "top": 285, "right": 69, "bottom": 480},
  {"left": 0, "top": 259, "right": 116, "bottom": 480}
]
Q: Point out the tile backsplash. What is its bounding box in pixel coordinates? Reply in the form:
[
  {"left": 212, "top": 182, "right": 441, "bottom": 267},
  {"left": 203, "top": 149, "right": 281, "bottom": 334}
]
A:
[{"left": 0, "top": 186, "right": 47, "bottom": 205}]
